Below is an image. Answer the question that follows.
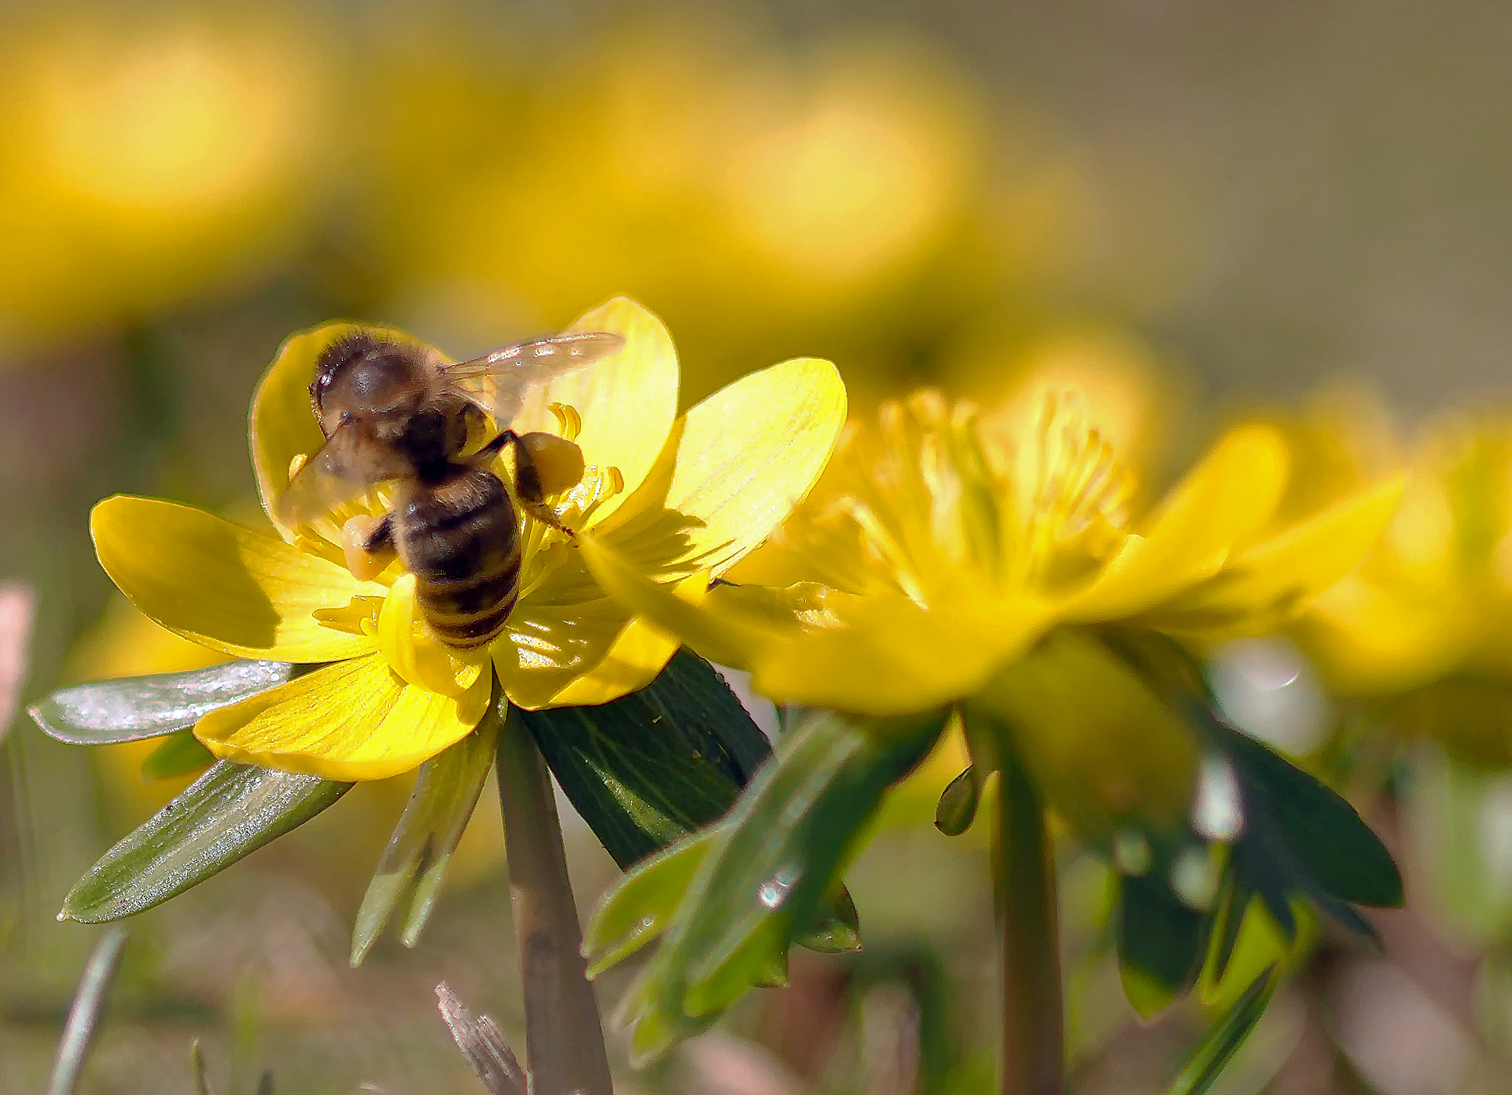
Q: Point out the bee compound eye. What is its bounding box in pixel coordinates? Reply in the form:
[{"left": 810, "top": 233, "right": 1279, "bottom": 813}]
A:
[{"left": 519, "top": 432, "right": 586, "bottom": 497}]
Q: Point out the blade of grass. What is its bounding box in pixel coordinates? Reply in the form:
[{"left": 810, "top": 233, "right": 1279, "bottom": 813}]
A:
[
  {"left": 46, "top": 927, "right": 127, "bottom": 1095},
  {"left": 1165, "top": 966, "right": 1277, "bottom": 1095}
]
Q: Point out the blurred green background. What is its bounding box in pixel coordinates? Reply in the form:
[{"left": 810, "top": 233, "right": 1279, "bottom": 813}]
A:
[{"left": 5, "top": 1, "right": 1512, "bottom": 1092}]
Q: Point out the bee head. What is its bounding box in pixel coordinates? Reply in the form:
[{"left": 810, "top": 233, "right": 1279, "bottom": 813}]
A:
[{"left": 310, "top": 332, "right": 430, "bottom": 436}]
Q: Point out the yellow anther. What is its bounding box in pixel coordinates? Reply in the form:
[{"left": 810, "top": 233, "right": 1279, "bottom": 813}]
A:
[{"left": 548, "top": 402, "right": 582, "bottom": 441}]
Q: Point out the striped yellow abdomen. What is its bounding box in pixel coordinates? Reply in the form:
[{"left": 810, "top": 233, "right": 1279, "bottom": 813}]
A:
[{"left": 392, "top": 468, "right": 521, "bottom": 648}]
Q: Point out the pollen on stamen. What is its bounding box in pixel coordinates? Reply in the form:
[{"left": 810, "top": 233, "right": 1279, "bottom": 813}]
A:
[
  {"left": 1012, "top": 391, "right": 1134, "bottom": 583},
  {"left": 548, "top": 402, "right": 582, "bottom": 441},
  {"left": 570, "top": 465, "right": 626, "bottom": 529}
]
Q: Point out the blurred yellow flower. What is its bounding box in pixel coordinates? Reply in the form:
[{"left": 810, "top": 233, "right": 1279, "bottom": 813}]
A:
[
  {"left": 585, "top": 384, "right": 1402, "bottom": 837},
  {"left": 352, "top": 17, "right": 1081, "bottom": 399},
  {"left": 89, "top": 297, "right": 845, "bottom": 780},
  {"left": 1291, "top": 396, "right": 1512, "bottom": 762},
  {"left": 0, "top": 11, "right": 331, "bottom": 352}
]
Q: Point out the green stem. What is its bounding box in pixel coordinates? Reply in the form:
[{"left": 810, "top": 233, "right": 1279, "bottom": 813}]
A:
[
  {"left": 496, "top": 707, "right": 614, "bottom": 1095},
  {"left": 993, "top": 755, "right": 1065, "bottom": 1095}
]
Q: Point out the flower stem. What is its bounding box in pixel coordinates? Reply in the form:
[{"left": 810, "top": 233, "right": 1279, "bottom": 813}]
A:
[
  {"left": 496, "top": 707, "right": 614, "bottom": 1095},
  {"left": 993, "top": 754, "right": 1065, "bottom": 1095}
]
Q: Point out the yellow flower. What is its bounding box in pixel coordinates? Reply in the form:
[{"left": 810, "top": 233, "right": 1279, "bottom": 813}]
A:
[
  {"left": 90, "top": 297, "right": 845, "bottom": 781},
  {"left": 1285, "top": 397, "right": 1512, "bottom": 762},
  {"left": 584, "top": 385, "right": 1402, "bottom": 836},
  {"left": 0, "top": 11, "right": 331, "bottom": 351},
  {"left": 351, "top": 15, "right": 1082, "bottom": 401}
]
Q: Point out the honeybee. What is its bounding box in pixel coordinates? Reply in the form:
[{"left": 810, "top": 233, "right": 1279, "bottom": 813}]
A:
[{"left": 277, "top": 328, "right": 623, "bottom": 648}]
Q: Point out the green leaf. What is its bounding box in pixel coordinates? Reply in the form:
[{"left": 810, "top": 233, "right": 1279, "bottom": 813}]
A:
[
  {"left": 1219, "top": 726, "right": 1402, "bottom": 908},
  {"left": 1118, "top": 869, "right": 1209, "bottom": 1019},
  {"left": 62, "top": 761, "right": 350, "bottom": 922},
  {"left": 1165, "top": 966, "right": 1277, "bottom": 1095},
  {"left": 586, "top": 828, "right": 859, "bottom": 978},
  {"left": 586, "top": 829, "right": 719, "bottom": 976},
  {"left": 519, "top": 649, "right": 772, "bottom": 869},
  {"left": 29, "top": 661, "right": 297, "bottom": 744},
  {"left": 1208, "top": 864, "right": 1253, "bottom": 983},
  {"left": 530, "top": 649, "right": 856, "bottom": 959},
  {"left": 799, "top": 886, "right": 861, "bottom": 954},
  {"left": 1230, "top": 833, "right": 1297, "bottom": 941},
  {"left": 935, "top": 766, "right": 982, "bottom": 836},
  {"left": 139, "top": 730, "right": 216, "bottom": 780},
  {"left": 351, "top": 709, "right": 501, "bottom": 965},
  {"left": 597, "top": 707, "right": 947, "bottom": 1063}
]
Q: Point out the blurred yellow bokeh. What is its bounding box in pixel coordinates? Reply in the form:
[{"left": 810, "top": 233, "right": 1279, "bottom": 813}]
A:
[{"left": 0, "top": 8, "right": 333, "bottom": 354}]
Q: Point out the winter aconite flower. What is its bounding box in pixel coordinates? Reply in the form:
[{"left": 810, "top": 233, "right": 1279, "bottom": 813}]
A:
[
  {"left": 584, "top": 385, "right": 1403, "bottom": 836},
  {"left": 1276, "top": 396, "right": 1512, "bottom": 765},
  {"left": 90, "top": 297, "right": 845, "bottom": 780}
]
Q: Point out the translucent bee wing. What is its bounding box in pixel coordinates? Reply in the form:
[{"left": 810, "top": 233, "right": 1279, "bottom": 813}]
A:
[
  {"left": 443, "top": 331, "right": 624, "bottom": 426},
  {"left": 274, "top": 425, "right": 385, "bottom": 530}
]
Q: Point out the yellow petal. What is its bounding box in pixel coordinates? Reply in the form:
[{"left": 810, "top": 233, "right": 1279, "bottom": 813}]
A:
[
  {"left": 249, "top": 322, "right": 435, "bottom": 540},
  {"left": 582, "top": 531, "right": 1049, "bottom": 714},
  {"left": 595, "top": 357, "right": 846, "bottom": 574},
  {"left": 545, "top": 610, "right": 683, "bottom": 707},
  {"left": 1066, "top": 425, "right": 1289, "bottom": 622},
  {"left": 375, "top": 574, "right": 486, "bottom": 696},
  {"left": 1149, "top": 475, "right": 1407, "bottom": 636},
  {"left": 492, "top": 592, "right": 640, "bottom": 710},
  {"left": 750, "top": 588, "right": 1049, "bottom": 715},
  {"left": 92, "top": 495, "right": 379, "bottom": 662},
  {"left": 578, "top": 532, "right": 767, "bottom": 670},
  {"left": 1300, "top": 576, "right": 1472, "bottom": 693},
  {"left": 504, "top": 297, "right": 679, "bottom": 524},
  {"left": 194, "top": 652, "right": 490, "bottom": 781}
]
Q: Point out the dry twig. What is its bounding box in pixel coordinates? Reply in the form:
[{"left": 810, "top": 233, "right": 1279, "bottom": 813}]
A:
[{"left": 436, "top": 981, "right": 529, "bottom": 1095}]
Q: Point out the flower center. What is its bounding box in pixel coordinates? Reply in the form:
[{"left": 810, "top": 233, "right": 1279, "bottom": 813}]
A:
[
  {"left": 789, "top": 388, "right": 1132, "bottom": 606},
  {"left": 1003, "top": 391, "right": 1131, "bottom": 590},
  {"left": 515, "top": 401, "right": 625, "bottom": 601}
]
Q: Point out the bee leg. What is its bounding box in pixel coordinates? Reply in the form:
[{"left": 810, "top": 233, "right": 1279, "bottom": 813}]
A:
[
  {"left": 341, "top": 513, "right": 397, "bottom": 580},
  {"left": 487, "top": 430, "right": 574, "bottom": 533}
]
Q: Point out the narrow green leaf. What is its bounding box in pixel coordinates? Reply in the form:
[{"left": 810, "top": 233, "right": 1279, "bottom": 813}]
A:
[
  {"left": 1118, "top": 870, "right": 1209, "bottom": 1018},
  {"left": 1209, "top": 865, "right": 1253, "bottom": 984},
  {"left": 935, "top": 766, "right": 981, "bottom": 836},
  {"left": 797, "top": 885, "right": 861, "bottom": 953},
  {"left": 351, "top": 710, "right": 501, "bottom": 965},
  {"left": 586, "top": 830, "right": 718, "bottom": 976},
  {"left": 30, "top": 661, "right": 296, "bottom": 744},
  {"left": 63, "top": 761, "right": 350, "bottom": 922},
  {"left": 586, "top": 831, "right": 858, "bottom": 978},
  {"left": 139, "top": 730, "right": 215, "bottom": 780},
  {"left": 520, "top": 648, "right": 772, "bottom": 869},
  {"left": 1166, "top": 966, "right": 1277, "bottom": 1095},
  {"left": 605, "top": 707, "right": 947, "bottom": 1063},
  {"left": 1231, "top": 833, "right": 1297, "bottom": 941},
  {"left": 1220, "top": 727, "right": 1402, "bottom": 908}
]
